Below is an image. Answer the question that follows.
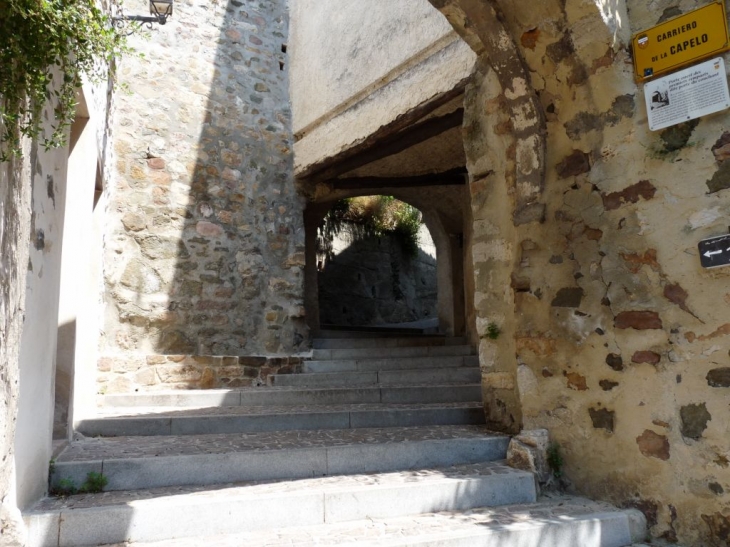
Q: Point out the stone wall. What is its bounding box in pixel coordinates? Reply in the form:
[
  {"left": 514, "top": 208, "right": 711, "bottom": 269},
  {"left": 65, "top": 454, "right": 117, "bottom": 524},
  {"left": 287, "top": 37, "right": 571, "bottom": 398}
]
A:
[
  {"left": 101, "top": 0, "right": 307, "bottom": 388},
  {"left": 429, "top": 0, "right": 730, "bottom": 544},
  {"left": 318, "top": 224, "right": 438, "bottom": 326},
  {"left": 98, "top": 354, "right": 303, "bottom": 392},
  {"left": 0, "top": 124, "right": 33, "bottom": 545}
]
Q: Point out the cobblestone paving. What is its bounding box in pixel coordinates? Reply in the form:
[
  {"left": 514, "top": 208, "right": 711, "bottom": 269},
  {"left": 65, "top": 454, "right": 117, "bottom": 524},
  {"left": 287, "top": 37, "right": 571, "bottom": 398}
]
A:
[
  {"left": 57, "top": 425, "right": 504, "bottom": 462},
  {"left": 32, "top": 461, "right": 521, "bottom": 511},
  {"left": 94, "top": 402, "right": 484, "bottom": 418},
  {"left": 98, "top": 494, "right": 637, "bottom": 546}
]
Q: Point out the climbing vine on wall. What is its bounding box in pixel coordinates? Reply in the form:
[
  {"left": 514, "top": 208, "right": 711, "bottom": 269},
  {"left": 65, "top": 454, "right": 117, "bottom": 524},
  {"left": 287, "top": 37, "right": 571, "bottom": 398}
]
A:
[{"left": 0, "top": 0, "right": 128, "bottom": 161}]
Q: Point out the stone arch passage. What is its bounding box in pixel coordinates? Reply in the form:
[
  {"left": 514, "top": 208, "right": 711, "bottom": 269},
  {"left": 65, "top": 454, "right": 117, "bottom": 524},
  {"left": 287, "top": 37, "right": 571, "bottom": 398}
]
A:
[
  {"left": 304, "top": 185, "right": 471, "bottom": 340},
  {"left": 315, "top": 197, "right": 439, "bottom": 330}
]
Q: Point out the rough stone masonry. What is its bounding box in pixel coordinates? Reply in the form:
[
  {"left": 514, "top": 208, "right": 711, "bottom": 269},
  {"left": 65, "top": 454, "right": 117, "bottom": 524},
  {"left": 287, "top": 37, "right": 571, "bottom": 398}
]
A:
[{"left": 100, "top": 0, "right": 307, "bottom": 392}]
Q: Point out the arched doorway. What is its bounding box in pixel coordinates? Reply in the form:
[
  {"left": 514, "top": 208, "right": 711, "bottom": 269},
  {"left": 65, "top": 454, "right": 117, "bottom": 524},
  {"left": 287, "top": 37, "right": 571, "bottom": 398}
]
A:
[{"left": 316, "top": 196, "right": 439, "bottom": 330}]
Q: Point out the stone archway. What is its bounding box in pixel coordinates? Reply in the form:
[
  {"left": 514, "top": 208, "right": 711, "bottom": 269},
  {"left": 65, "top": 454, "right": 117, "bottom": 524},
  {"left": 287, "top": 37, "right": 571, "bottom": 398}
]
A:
[
  {"left": 304, "top": 185, "right": 472, "bottom": 341},
  {"left": 424, "top": 0, "right": 551, "bottom": 434}
]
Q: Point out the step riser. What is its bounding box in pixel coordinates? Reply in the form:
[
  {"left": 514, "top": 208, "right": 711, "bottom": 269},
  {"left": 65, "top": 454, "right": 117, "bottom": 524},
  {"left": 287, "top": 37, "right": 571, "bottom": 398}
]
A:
[
  {"left": 76, "top": 407, "right": 486, "bottom": 437},
  {"left": 51, "top": 437, "right": 509, "bottom": 492},
  {"left": 358, "top": 513, "right": 633, "bottom": 547},
  {"left": 325, "top": 473, "right": 536, "bottom": 524},
  {"left": 101, "top": 391, "right": 240, "bottom": 408},
  {"left": 101, "top": 385, "right": 482, "bottom": 408},
  {"left": 271, "top": 368, "right": 481, "bottom": 387},
  {"left": 313, "top": 337, "right": 466, "bottom": 349},
  {"left": 27, "top": 472, "right": 537, "bottom": 547},
  {"left": 312, "top": 345, "right": 475, "bottom": 360},
  {"left": 303, "top": 355, "right": 479, "bottom": 373}
]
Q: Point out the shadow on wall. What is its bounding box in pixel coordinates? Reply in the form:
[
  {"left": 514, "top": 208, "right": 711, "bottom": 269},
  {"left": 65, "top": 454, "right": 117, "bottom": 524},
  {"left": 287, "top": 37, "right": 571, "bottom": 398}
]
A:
[
  {"left": 105, "top": 0, "right": 307, "bottom": 390},
  {"left": 93, "top": 0, "right": 310, "bottom": 396},
  {"left": 318, "top": 226, "right": 437, "bottom": 327}
]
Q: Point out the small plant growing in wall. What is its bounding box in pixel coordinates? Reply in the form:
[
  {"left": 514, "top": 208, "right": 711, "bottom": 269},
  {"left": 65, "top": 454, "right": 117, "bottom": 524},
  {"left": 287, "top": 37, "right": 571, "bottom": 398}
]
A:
[
  {"left": 81, "top": 471, "right": 109, "bottom": 493},
  {"left": 546, "top": 442, "right": 564, "bottom": 479},
  {"left": 50, "top": 477, "right": 78, "bottom": 497},
  {"left": 49, "top": 471, "right": 109, "bottom": 497},
  {"left": 482, "top": 322, "right": 501, "bottom": 340}
]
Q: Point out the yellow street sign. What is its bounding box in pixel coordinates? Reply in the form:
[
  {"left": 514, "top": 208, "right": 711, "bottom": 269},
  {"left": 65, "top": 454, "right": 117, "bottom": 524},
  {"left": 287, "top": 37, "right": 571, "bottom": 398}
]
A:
[{"left": 632, "top": 1, "right": 730, "bottom": 82}]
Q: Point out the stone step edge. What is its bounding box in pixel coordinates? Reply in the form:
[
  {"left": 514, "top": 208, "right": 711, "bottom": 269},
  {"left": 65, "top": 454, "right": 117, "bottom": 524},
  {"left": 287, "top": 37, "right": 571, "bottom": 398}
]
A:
[
  {"left": 312, "top": 336, "right": 467, "bottom": 348},
  {"left": 26, "top": 499, "right": 647, "bottom": 547},
  {"left": 76, "top": 403, "right": 486, "bottom": 437},
  {"left": 51, "top": 435, "right": 510, "bottom": 491},
  {"left": 273, "top": 366, "right": 480, "bottom": 383},
  {"left": 310, "top": 345, "right": 476, "bottom": 359},
  {"left": 98, "top": 383, "right": 484, "bottom": 408},
  {"left": 303, "top": 357, "right": 479, "bottom": 372},
  {"left": 26, "top": 463, "right": 537, "bottom": 547},
  {"left": 220, "top": 508, "right": 644, "bottom": 547}
]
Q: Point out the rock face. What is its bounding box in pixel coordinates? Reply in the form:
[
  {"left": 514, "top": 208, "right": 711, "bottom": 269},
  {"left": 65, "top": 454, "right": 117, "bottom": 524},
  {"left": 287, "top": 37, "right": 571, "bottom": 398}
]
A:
[
  {"left": 506, "top": 429, "right": 552, "bottom": 491},
  {"left": 103, "top": 0, "right": 306, "bottom": 360},
  {"left": 318, "top": 224, "right": 437, "bottom": 326}
]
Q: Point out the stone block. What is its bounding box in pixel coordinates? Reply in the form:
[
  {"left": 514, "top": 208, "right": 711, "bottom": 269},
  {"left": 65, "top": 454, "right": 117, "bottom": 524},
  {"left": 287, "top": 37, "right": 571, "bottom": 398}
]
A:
[
  {"left": 636, "top": 430, "right": 670, "bottom": 460},
  {"left": 326, "top": 437, "right": 509, "bottom": 476},
  {"left": 156, "top": 365, "right": 203, "bottom": 384},
  {"left": 588, "top": 408, "right": 615, "bottom": 432},
  {"left": 134, "top": 368, "right": 157, "bottom": 386},
  {"left": 483, "top": 372, "right": 516, "bottom": 390},
  {"left": 614, "top": 311, "right": 662, "bottom": 330},
  {"left": 112, "top": 357, "right": 146, "bottom": 373},
  {"left": 23, "top": 511, "right": 60, "bottom": 547},
  {"left": 107, "top": 376, "right": 134, "bottom": 394},
  {"left": 631, "top": 351, "right": 660, "bottom": 365},
  {"left": 707, "top": 367, "right": 730, "bottom": 387},
  {"left": 680, "top": 403, "right": 711, "bottom": 440},
  {"left": 239, "top": 356, "right": 267, "bottom": 367},
  {"left": 507, "top": 429, "right": 551, "bottom": 487},
  {"left": 324, "top": 471, "right": 535, "bottom": 523},
  {"left": 101, "top": 449, "right": 328, "bottom": 491}
]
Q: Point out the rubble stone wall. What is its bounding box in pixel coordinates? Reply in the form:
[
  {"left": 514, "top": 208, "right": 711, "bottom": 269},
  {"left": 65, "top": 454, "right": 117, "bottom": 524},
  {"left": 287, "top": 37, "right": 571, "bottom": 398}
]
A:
[
  {"left": 101, "top": 0, "right": 307, "bottom": 392},
  {"left": 441, "top": 0, "right": 730, "bottom": 544}
]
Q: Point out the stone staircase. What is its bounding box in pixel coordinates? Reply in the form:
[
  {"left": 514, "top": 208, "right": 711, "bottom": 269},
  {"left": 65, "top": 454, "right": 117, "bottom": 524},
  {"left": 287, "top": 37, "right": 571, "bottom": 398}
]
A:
[{"left": 24, "top": 332, "right": 644, "bottom": 546}]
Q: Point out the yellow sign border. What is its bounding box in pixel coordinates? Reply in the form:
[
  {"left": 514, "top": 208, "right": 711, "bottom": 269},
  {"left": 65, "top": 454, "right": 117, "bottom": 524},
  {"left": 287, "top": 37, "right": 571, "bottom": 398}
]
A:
[{"left": 632, "top": 1, "right": 730, "bottom": 82}]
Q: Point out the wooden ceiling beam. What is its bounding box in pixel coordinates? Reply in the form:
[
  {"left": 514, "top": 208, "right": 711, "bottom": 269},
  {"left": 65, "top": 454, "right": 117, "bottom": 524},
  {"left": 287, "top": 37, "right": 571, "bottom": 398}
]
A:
[{"left": 330, "top": 167, "right": 468, "bottom": 190}]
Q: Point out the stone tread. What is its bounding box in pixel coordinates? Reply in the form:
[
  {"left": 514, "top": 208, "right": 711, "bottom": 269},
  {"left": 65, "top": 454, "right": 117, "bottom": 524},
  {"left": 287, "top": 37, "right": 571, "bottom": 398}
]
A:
[
  {"left": 30, "top": 460, "right": 521, "bottom": 512},
  {"left": 91, "top": 402, "right": 484, "bottom": 418},
  {"left": 57, "top": 425, "right": 504, "bottom": 462},
  {"left": 99, "top": 495, "right": 634, "bottom": 546}
]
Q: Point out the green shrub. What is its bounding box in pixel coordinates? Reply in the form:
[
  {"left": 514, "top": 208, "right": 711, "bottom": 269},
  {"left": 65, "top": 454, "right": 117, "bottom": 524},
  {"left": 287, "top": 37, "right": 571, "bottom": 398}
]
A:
[
  {"left": 547, "top": 442, "right": 564, "bottom": 478},
  {"left": 318, "top": 196, "right": 423, "bottom": 258},
  {"left": 0, "top": 0, "right": 130, "bottom": 160}
]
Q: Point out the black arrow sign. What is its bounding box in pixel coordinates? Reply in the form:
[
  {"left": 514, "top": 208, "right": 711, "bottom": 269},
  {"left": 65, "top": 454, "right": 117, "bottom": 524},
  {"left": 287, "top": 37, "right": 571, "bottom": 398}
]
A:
[{"left": 698, "top": 233, "right": 730, "bottom": 268}]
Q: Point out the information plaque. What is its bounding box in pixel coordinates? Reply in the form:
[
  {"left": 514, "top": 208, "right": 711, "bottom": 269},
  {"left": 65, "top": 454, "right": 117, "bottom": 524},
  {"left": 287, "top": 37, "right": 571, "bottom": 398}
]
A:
[{"left": 644, "top": 57, "right": 730, "bottom": 131}]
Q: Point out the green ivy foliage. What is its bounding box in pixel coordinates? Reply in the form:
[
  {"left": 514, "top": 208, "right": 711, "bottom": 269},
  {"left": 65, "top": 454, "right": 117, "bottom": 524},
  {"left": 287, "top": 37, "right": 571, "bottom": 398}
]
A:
[
  {"left": 0, "top": 0, "right": 127, "bottom": 161},
  {"left": 319, "top": 196, "right": 423, "bottom": 259}
]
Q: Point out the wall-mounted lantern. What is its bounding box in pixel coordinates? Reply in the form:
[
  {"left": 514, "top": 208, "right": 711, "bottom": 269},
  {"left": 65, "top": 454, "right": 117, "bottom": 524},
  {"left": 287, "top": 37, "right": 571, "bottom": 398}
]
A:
[{"left": 113, "top": 0, "right": 173, "bottom": 33}]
